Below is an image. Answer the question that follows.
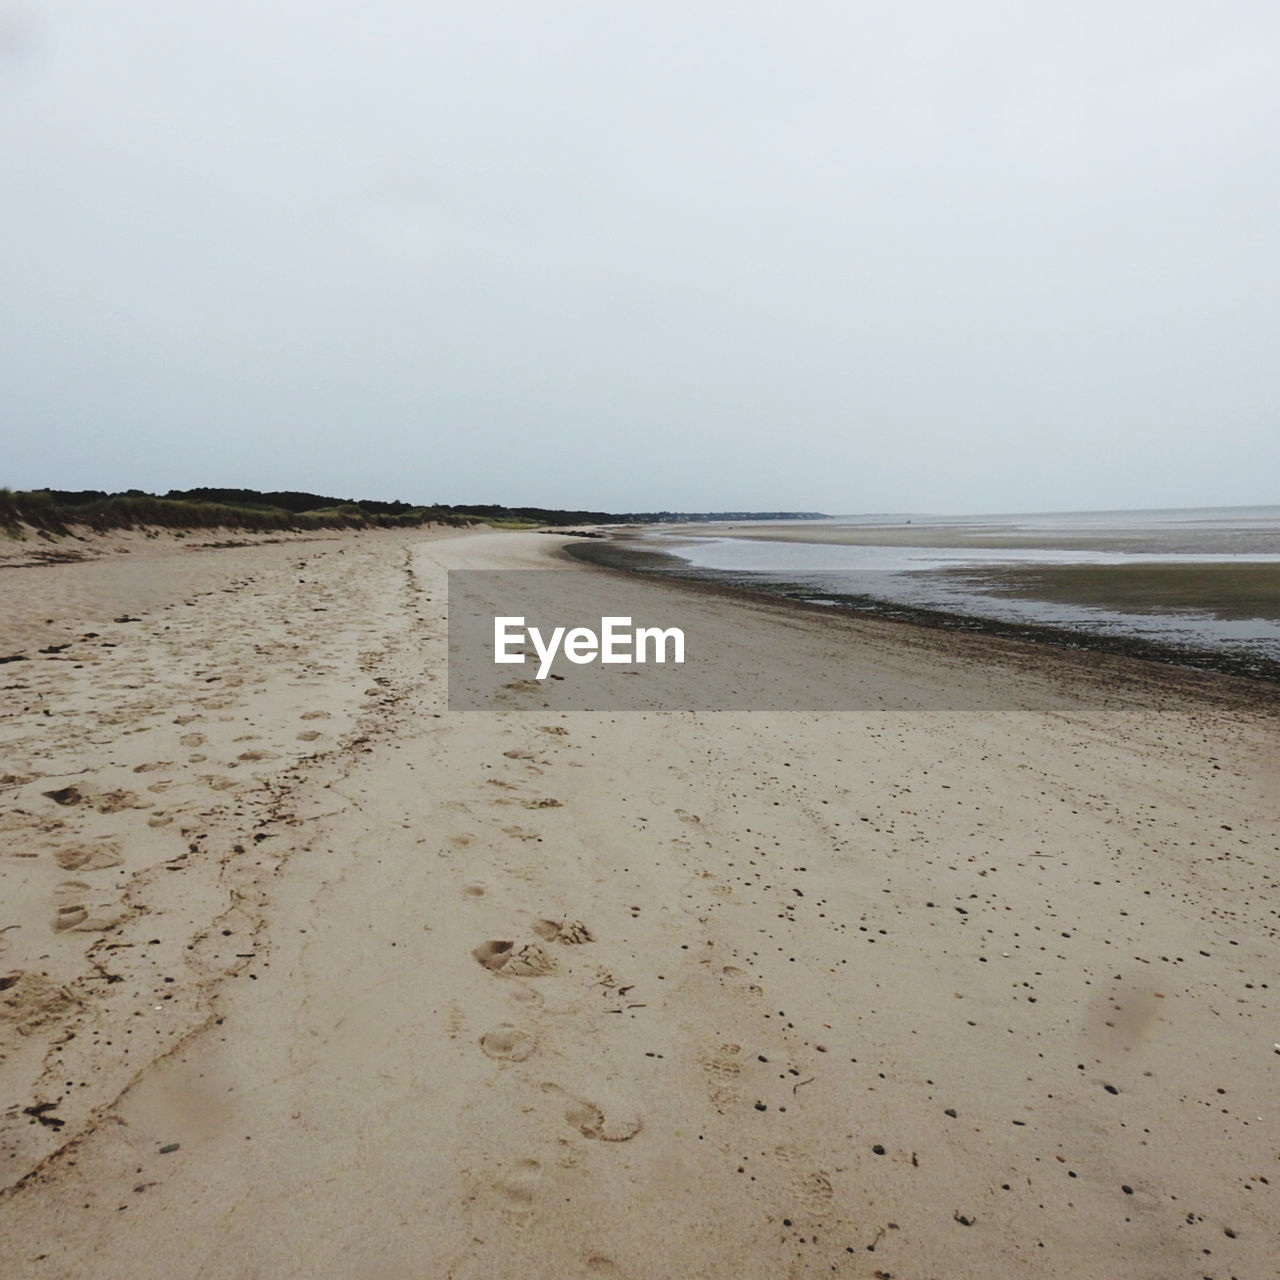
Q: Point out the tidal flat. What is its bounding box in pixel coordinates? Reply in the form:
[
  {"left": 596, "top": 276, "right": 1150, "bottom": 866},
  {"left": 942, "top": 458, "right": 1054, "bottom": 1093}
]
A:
[{"left": 947, "top": 561, "right": 1280, "bottom": 622}]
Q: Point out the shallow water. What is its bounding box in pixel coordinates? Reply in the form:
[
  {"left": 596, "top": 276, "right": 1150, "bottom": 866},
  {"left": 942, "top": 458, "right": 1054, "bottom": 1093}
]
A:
[{"left": 646, "top": 507, "right": 1280, "bottom": 664}]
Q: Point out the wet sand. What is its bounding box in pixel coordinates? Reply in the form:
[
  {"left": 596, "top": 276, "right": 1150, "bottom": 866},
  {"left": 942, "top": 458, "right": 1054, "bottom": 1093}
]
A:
[
  {"left": 946, "top": 561, "right": 1280, "bottom": 622},
  {"left": 2, "top": 527, "right": 1278, "bottom": 1278}
]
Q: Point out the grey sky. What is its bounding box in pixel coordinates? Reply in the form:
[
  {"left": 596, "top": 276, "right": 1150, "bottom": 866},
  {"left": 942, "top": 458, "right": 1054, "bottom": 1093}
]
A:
[{"left": 3, "top": 1, "right": 1277, "bottom": 513}]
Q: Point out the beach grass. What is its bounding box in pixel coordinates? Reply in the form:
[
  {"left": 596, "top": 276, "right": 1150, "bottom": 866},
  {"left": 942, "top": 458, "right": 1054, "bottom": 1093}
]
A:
[{"left": 473, "top": 516, "right": 544, "bottom": 529}]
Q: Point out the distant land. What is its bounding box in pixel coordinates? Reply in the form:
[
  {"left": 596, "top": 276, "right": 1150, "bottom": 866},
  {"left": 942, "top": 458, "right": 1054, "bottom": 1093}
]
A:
[{"left": 2, "top": 487, "right": 829, "bottom": 537}]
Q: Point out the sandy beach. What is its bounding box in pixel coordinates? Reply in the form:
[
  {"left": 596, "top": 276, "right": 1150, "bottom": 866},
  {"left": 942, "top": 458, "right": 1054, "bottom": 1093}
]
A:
[{"left": 2, "top": 526, "right": 1278, "bottom": 1279}]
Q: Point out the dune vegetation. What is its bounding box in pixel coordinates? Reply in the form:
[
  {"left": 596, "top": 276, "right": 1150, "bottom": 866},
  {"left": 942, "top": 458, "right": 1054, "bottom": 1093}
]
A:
[{"left": 0, "top": 488, "right": 472, "bottom": 538}]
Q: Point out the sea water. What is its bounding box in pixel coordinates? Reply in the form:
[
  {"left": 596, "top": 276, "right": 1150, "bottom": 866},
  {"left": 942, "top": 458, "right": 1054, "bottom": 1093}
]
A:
[{"left": 645, "top": 506, "right": 1280, "bottom": 664}]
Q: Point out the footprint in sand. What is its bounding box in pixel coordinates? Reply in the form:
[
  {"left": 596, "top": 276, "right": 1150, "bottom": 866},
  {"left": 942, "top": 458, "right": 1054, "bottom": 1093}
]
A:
[
  {"left": 501, "top": 826, "right": 540, "bottom": 842},
  {"left": 531, "top": 919, "right": 594, "bottom": 944},
  {"left": 479, "top": 1023, "right": 538, "bottom": 1061},
  {"left": 495, "top": 1157, "right": 543, "bottom": 1223},
  {"left": 98, "top": 789, "right": 146, "bottom": 813},
  {"left": 51, "top": 900, "right": 88, "bottom": 931},
  {"left": 132, "top": 761, "right": 170, "bottom": 774},
  {"left": 472, "top": 940, "right": 556, "bottom": 976},
  {"left": 584, "top": 1257, "right": 633, "bottom": 1277},
  {"left": 772, "top": 1146, "right": 836, "bottom": 1217},
  {"left": 179, "top": 733, "right": 205, "bottom": 748},
  {"left": 51, "top": 880, "right": 126, "bottom": 933},
  {"left": 42, "top": 786, "right": 84, "bottom": 807},
  {"left": 444, "top": 1003, "right": 465, "bottom": 1039},
  {"left": 0, "top": 970, "right": 81, "bottom": 1034},
  {"left": 791, "top": 1170, "right": 835, "bottom": 1217},
  {"left": 296, "top": 731, "right": 322, "bottom": 742},
  {"left": 544, "top": 1084, "right": 642, "bottom": 1142},
  {"left": 198, "top": 696, "right": 235, "bottom": 711},
  {"left": 462, "top": 883, "right": 486, "bottom": 897},
  {"left": 699, "top": 1043, "right": 744, "bottom": 1111},
  {"left": 54, "top": 841, "right": 123, "bottom": 871},
  {"left": 474, "top": 942, "right": 514, "bottom": 970},
  {"left": 42, "top": 784, "right": 145, "bottom": 814},
  {"left": 299, "top": 711, "right": 330, "bottom": 721},
  {"left": 699, "top": 1043, "right": 743, "bottom": 1082},
  {"left": 522, "top": 798, "right": 562, "bottom": 810}
]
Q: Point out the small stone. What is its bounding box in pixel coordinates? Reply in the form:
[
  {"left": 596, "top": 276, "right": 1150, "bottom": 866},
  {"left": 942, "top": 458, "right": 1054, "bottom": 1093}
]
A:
[
  {"left": 159, "top": 1143, "right": 180, "bottom": 1154},
  {"left": 944, "top": 1108, "right": 957, "bottom": 1118},
  {"left": 872, "top": 1144, "right": 885, "bottom": 1155}
]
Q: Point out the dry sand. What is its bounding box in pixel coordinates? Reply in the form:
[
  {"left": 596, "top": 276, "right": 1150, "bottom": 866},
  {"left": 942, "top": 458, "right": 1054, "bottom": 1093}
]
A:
[{"left": 2, "top": 526, "right": 1278, "bottom": 1279}]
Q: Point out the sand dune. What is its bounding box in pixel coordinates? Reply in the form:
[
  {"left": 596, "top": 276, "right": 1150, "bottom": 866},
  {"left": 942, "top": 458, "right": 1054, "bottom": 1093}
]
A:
[{"left": 2, "top": 528, "right": 1277, "bottom": 1278}]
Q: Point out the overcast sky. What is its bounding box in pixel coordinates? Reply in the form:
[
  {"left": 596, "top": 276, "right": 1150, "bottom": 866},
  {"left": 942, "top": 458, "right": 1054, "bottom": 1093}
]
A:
[{"left": 2, "top": 1, "right": 1277, "bottom": 514}]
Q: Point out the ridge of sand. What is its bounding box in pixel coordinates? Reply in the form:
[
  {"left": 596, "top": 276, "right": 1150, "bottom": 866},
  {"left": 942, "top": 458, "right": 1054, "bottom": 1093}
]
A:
[{"left": 2, "top": 529, "right": 1277, "bottom": 1279}]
